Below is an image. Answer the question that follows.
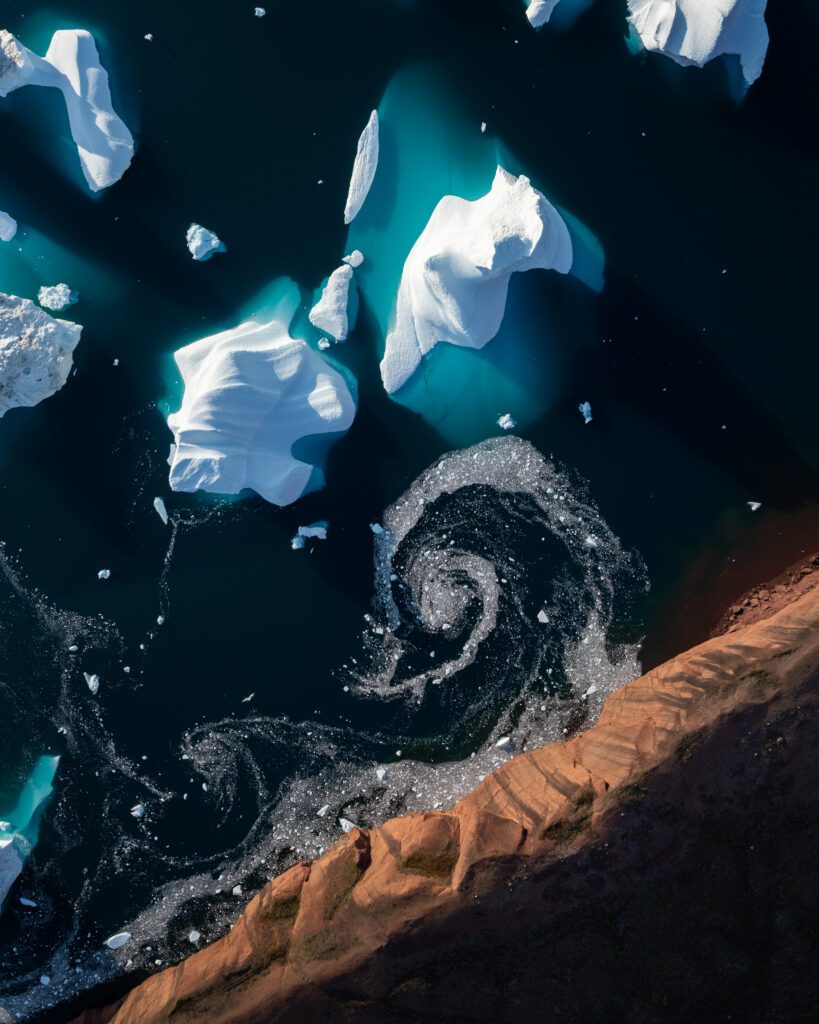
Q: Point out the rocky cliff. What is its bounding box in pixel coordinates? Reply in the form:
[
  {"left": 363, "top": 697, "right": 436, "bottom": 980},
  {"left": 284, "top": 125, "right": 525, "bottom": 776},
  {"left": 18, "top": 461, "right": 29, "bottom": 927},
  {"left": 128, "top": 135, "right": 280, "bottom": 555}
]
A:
[{"left": 72, "top": 567, "right": 819, "bottom": 1024}]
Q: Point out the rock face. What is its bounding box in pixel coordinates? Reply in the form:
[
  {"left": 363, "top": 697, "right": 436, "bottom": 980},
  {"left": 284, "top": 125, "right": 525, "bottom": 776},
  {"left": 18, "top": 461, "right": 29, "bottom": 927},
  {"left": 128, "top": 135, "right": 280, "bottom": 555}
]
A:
[
  {"left": 627, "top": 0, "right": 769, "bottom": 86},
  {"left": 380, "top": 166, "right": 572, "bottom": 394},
  {"left": 167, "top": 294, "right": 356, "bottom": 506},
  {"left": 72, "top": 576, "right": 819, "bottom": 1024},
  {"left": 0, "top": 29, "right": 134, "bottom": 191},
  {"left": 343, "top": 109, "right": 379, "bottom": 225},
  {"left": 308, "top": 264, "right": 355, "bottom": 341},
  {"left": 0, "top": 292, "right": 82, "bottom": 417}
]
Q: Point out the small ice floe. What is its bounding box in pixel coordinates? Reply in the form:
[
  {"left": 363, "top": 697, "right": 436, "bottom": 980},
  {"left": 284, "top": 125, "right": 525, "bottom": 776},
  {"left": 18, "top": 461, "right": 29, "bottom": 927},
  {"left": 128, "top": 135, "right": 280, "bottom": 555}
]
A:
[
  {"left": 344, "top": 110, "right": 379, "bottom": 225},
  {"left": 342, "top": 250, "right": 364, "bottom": 268},
  {"left": 747, "top": 501, "right": 762, "bottom": 512},
  {"left": 579, "top": 401, "right": 593, "bottom": 424},
  {"left": 153, "top": 496, "right": 169, "bottom": 525},
  {"left": 0, "top": 821, "right": 11, "bottom": 831},
  {"left": 188, "top": 930, "right": 201, "bottom": 945},
  {"left": 156, "top": 615, "right": 165, "bottom": 625},
  {"left": 537, "top": 609, "right": 549, "bottom": 624},
  {"left": 68, "top": 645, "right": 79, "bottom": 653},
  {"left": 317, "top": 337, "right": 331, "bottom": 351},
  {"left": 186, "top": 224, "right": 226, "bottom": 262},
  {"left": 40, "top": 975, "right": 50, "bottom": 986},
  {"left": 104, "top": 932, "right": 132, "bottom": 950},
  {"left": 113, "top": 358, "right": 119, "bottom": 366},
  {"left": 232, "top": 885, "right": 243, "bottom": 896},
  {"left": 97, "top": 568, "right": 111, "bottom": 580},
  {"left": 583, "top": 684, "right": 598, "bottom": 699},
  {"left": 241, "top": 693, "right": 255, "bottom": 703},
  {"left": 339, "top": 817, "right": 358, "bottom": 833},
  {"left": 254, "top": 6, "right": 266, "bottom": 15},
  {"left": 84, "top": 672, "right": 100, "bottom": 695},
  {"left": 495, "top": 736, "right": 512, "bottom": 750},
  {"left": 19, "top": 897, "right": 37, "bottom": 908},
  {"left": 291, "top": 522, "right": 328, "bottom": 550},
  {"left": 481, "top": 121, "right": 487, "bottom": 133},
  {"left": 375, "top": 766, "right": 389, "bottom": 783},
  {"left": 497, "top": 413, "right": 516, "bottom": 431},
  {"left": 584, "top": 535, "right": 599, "bottom": 548},
  {"left": 369, "top": 523, "right": 385, "bottom": 536},
  {"left": 144, "top": 33, "right": 154, "bottom": 42},
  {"left": 316, "top": 804, "right": 330, "bottom": 817},
  {"left": 130, "top": 804, "right": 146, "bottom": 819},
  {"left": 0, "top": 211, "right": 17, "bottom": 242},
  {"left": 38, "top": 283, "right": 77, "bottom": 312}
]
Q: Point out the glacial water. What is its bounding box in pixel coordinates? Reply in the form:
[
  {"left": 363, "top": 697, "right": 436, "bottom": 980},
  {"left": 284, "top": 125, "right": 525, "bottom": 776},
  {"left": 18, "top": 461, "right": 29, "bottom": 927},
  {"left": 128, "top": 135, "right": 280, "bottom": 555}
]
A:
[{"left": 0, "top": 0, "right": 818, "bottom": 1018}]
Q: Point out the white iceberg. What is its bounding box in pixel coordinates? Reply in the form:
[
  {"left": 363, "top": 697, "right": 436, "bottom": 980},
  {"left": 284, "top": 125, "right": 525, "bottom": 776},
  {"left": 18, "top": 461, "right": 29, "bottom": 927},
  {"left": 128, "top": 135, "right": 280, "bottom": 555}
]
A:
[
  {"left": 130, "top": 803, "right": 145, "bottom": 818},
  {"left": 84, "top": 672, "right": 99, "bottom": 694},
  {"left": 338, "top": 817, "right": 358, "bottom": 833},
  {"left": 291, "top": 522, "right": 328, "bottom": 550},
  {"left": 497, "top": 413, "right": 516, "bottom": 431},
  {"left": 186, "top": 224, "right": 225, "bottom": 262},
  {"left": 747, "top": 500, "right": 762, "bottom": 511},
  {"left": 0, "top": 29, "right": 134, "bottom": 191},
  {"left": 167, "top": 294, "right": 356, "bottom": 507},
  {"left": 627, "top": 0, "right": 769, "bottom": 86},
  {"left": 525, "top": 0, "right": 562, "bottom": 27},
  {"left": 97, "top": 568, "right": 111, "bottom": 580},
  {"left": 0, "top": 292, "right": 82, "bottom": 417},
  {"left": 579, "top": 400, "right": 592, "bottom": 424},
  {"left": 0, "top": 210, "right": 17, "bottom": 242},
  {"left": 153, "top": 496, "right": 169, "bottom": 525},
  {"left": 104, "top": 931, "right": 132, "bottom": 950},
  {"left": 309, "top": 264, "right": 355, "bottom": 341},
  {"left": 342, "top": 250, "right": 364, "bottom": 268},
  {"left": 343, "top": 109, "right": 379, "bottom": 225},
  {"left": 38, "top": 283, "right": 77, "bottom": 311},
  {"left": 254, "top": 7, "right": 266, "bottom": 16},
  {"left": 380, "top": 167, "right": 572, "bottom": 394}
]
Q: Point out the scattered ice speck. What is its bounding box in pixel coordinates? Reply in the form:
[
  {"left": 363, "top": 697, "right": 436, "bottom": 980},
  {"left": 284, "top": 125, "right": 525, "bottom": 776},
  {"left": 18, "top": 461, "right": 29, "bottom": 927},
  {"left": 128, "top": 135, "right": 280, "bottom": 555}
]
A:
[
  {"left": 316, "top": 804, "right": 330, "bottom": 817},
  {"left": 104, "top": 932, "right": 132, "bottom": 950},
  {"left": 481, "top": 121, "right": 487, "bottom": 133},
  {"left": 338, "top": 818, "right": 357, "bottom": 833},
  {"left": 153, "top": 497, "right": 169, "bottom": 525},
  {"left": 188, "top": 930, "right": 201, "bottom": 945},
  {"left": 342, "top": 250, "right": 364, "bottom": 268},
  {"left": 254, "top": 6, "right": 266, "bottom": 15},
  {"left": 241, "top": 693, "right": 255, "bottom": 703},
  {"left": 537, "top": 609, "right": 549, "bottom": 624},
  {"left": 84, "top": 672, "right": 100, "bottom": 695},
  {"left": 579, "top": 401, "right": 593, "bottom": 424},
  {"left": 232, "top": 885, "right": 243, "bottom": 896},
  {"left": 747, "top": 501, "right": 762, "bottom": 511},
  {"left": 497, "top": 413, "right": 516, "bottom": 431},
  {"left": 97, "top": 568, "right": 111, "bottom": 580},
  {"left": 585, "top": 535, "right": 599, "bottom": 548},
  {"left": 130, "top": 804, "right": 145, "bottom": 819},
  {"left": 40, "top": 975, "right": 50, "bottom": 986},
  {"left": 113, "top": 358, "right": 119, "bottom": 366},
  {"left": 317, "top": 338, "right": 331, "bottom": 351},
  {"left": 375, "top": 766, "right": 389, "bottom": 783},
  {"left": 157, "top": 615, "right": 165, "bottom": 625},
  {"left": 38, "top": 283, "right": 77, "bottom": 312},
  {"left": 19, "top": 897, "right": 37, "bottom": 908},
  {"left": 144, "top": 33, "right": 153, "bottom": 41},
  {"left": 123, "top": 666, "right": 131, "bottom": 673}
]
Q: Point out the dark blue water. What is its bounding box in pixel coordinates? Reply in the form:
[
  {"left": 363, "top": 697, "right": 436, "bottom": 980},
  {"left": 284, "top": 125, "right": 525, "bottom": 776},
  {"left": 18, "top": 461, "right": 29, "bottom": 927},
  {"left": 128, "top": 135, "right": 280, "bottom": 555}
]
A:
[{"left": 0, "top": 0, "right": 818, "bottom": 1017}]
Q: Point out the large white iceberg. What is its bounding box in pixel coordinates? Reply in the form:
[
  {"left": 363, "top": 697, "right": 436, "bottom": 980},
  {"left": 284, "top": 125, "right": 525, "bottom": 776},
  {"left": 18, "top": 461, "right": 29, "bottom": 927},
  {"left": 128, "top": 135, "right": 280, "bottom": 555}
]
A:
[
  {"left": 627, "top": 0, "right": 769, "bottom": 86},
  {"left": 309, "top": 264, "right": 355, "bottom": 341},
  {"left": 343, "top": 110, "right": 379, "bottom": 225},
  {"left": 525, "top": 0, "right": 562, "bottom": 27},
  {"left": 186, "top": 224, "right": 226, "bottom": 262},
  {"left": 0, "top": 293, "right": 82, "bottom": 417},
  {"left": 167, "top": 293, "right": 356, "bottom": 506},
  {"left": 380, "top": 166, "right": 572, "bottom": 394},
  {"left": 0, "top": 28, "right": 134, "bottom": 191},
  {"left": 0, "top": 210, "right": 17, "bottom": 241}
]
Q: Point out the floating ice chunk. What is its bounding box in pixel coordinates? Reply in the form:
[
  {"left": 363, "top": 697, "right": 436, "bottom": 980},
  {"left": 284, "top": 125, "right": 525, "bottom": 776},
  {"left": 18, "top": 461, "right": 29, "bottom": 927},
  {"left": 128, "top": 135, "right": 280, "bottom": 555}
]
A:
[
  {"left": 747, "top": 500, "right": 762, "bottom": 511},
  {"left": 309, "top": 264, "right": 355, "bottom": 341},
  {"left": 343, "top": 109, "right": 379, "bottom": 225},
  {"left": 38, "top": 283, "right": 77, "bottom": 312},
  {"left": 585, "top": 535, "right": 599, "bottom": 548},
  {"left": 167, "top": 294, "right": 356, "bottom": 506},
  {"left": 130, "top": 804, "right": 145, "bottom": 818},
  {"left": 97, "top": 568, "right": 111, "bottom": 580},
  {"left": 525, "top": 0, "right": 562, "bottom": 27},
  {"left": 481, "top": 121, "right": 487, "bottom": 133},
  {"left": 186, "top": 224, "right": 226, "bottom": 262},
  {"left": 380, "top": 167, "right": 572, "bottom": 393},
  {"left": 369, "top": 523, "right": 385, "bottom": 536},
  {"left": 232, "top": 884, "right": 242, "bottom": 896},
  {"left": 156, "top": 615, "right": 165, "bottom": 625},
  {"left": 144, "top": 33, "right": 154, "bottom": 42},
  {"left": 495, "top": 736, "right": 512, "bottom": 749},
  {"left": 241, "top": 692, "right": 255, "bottom": 703},
  {"left": 19, "top": 896, "right": 37, "bottom": 907},
  {"left": 0, "top": 210, "right": 17, "bottom": 242},
  {"left": 627, "top": 0, "right": 769, "bottom": 86},
  {"left": 316, "top": 804, "right": 330, "bottom": 817},
  {"left": 0, "top": 293, "right": 82, "bottom": 417},
  {"left": 290, "top": 535, "right": 305, "bottom": 551},
  {"left": 153, "top": 497, "right": 169, "bottom": 525},
  {"left": 104, "top": 931, "right": 132, "bottom": 950},
  {"left": 497, "top": 413, "right": 517, "bottom": 431},
  {"left": 188, "top": 930, "right": 201, "bottom": 945},
  {"left": 537, "top": 609, "right": 549, "bottom": 624},
  {"left": 0, "top": 29, "right": 134, "bottom": 191},
  {"left": 254, "top": 6, "right": 266, "bottom": 15},
  {"left": 317, "top": 337, "right": 331, "bottom": 351},
  {"left": 338, "top": 817, "right": 358, "bottom": 833},
  {"left": 84, "top": 672, "right": 99, "bottom": 694},
  {"left": 579, "top": 400, "right": 593, "bottom": 424},
  {"left": 342, "top": 250, "right": 364, "bottom": 268},
  {"left": 375, "top": 766, "right": 389, "bottom": 783},
  {"left": 40, "top": 975, "right": 50, "bottom": 986},
  {"left": 295, "top": 523, "right": 328, "bottom": 542}
]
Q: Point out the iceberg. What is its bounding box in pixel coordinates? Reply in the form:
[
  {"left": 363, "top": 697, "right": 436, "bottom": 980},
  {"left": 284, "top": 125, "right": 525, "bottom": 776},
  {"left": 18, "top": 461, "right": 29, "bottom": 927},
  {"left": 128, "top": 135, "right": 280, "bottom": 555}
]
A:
[
  {"left": 626, "top": 0, "right": 769, "bottom": 86},
  {"left": 186, "top": 224, "right": 226, "bottom": 262},
  {"left": 291, "top": 522, "right": 328, "bottom": 549},
  {"left": 167, "top": 287, "right": 356, "bottom": 506},
  {"left": 38, "top": 283, "right": 77, "bottom": 311},
  {"left": 579, "top": 400, "right": 592, "bottom": 424},
  {"left": 309, "top": 264, "right": 355, "bottom": 341},
  {"left": 0, "top": 210, "right": 16, "bottom": 241},
  {"left": 380, "top": 167, "right": 572, "bottom": 394},
  {"left": 342, "top": 250, "right": 364, "bottom": 268},
  {"left": 0, "top": 292, "right": 82, "bottom": 417},
  {"left": 497, "top": 413, "right": 517, "bottom": 431},
  {"left": 525, "top": 0, "right": 562, "bottom": 27},
  {"left": 343, "top": 110, "right": 379, "bottom": 225},
  {"left": 0, "top": 756, "right": 59, "bottom": 912},
  {"left": 0, "top": 29, "right": 134, "bottom": 191},
  {"left": 153, "top": 496, "right": 169, "bottom": 525}
]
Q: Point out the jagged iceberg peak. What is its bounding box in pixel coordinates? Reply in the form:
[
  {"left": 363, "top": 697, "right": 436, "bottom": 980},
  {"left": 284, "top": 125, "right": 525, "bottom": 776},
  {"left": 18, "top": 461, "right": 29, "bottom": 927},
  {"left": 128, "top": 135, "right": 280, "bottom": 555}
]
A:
[
  {"left": 0, "top": 209, "right": 17, "bottom": 241},
  {"left": 186, "top": 223, "right": 226, "bottom": 262},
  {"left": 167, "top": 291, "right": 356, "bottom": 506},
  {"left": 0, "top": 28, "right": 134, "bottom": 191},
  {"left": 309, "top": 264, "right": 355, "bottom": 341},
  {"left": 380, "top": 166, "right": 572, "bottom": 394},
  {"left": 344, "top": 109, "right": 379, "bottom": 225},
  {"left": 0, "top": 293, "right": 82, "bottom": 417},
  {"left": 525, "top": 0, "right": 562, "bottom": 27},
  {"left": 627, "top": 0, "right": 769, "bottom": 86}
]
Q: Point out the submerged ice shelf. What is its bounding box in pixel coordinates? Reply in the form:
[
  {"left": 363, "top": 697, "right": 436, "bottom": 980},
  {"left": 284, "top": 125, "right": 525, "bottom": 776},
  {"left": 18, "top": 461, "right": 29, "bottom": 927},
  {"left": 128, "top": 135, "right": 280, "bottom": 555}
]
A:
[
  {"left": 0, "top": 756, "right": 60, "bottom": 912},
  {"left": 167, "top": 282, "right": 356, "bottom": 506},
  {"left": 380, "top": 166, "right": 572, "bottom": 394},
  {"left": 627, "top": 0, "right": 769, "bottom": 86},
  {"left": 0, "top": 293, "right": 82, "bottom": 417},
  {"left": 0, "top": 28, "right": 134, "bottom": 191}
]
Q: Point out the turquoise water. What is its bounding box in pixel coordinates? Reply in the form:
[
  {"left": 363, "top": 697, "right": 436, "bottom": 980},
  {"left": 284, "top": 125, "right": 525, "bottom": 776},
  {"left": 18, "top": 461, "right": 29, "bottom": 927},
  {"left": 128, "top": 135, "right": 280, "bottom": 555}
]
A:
[{"left": 0, "top": 0, "right": 817, "bottom": 1017}]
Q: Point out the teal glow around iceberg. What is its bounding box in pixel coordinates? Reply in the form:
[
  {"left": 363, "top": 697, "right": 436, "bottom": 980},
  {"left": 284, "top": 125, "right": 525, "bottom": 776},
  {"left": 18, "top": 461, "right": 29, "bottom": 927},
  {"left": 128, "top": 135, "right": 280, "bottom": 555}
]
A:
[
  {"left": 345, "top": 64, "right": 605, "bottom": 447},
  {"left": 0, "top": 755, "right": 59, "bottom": 909}
]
